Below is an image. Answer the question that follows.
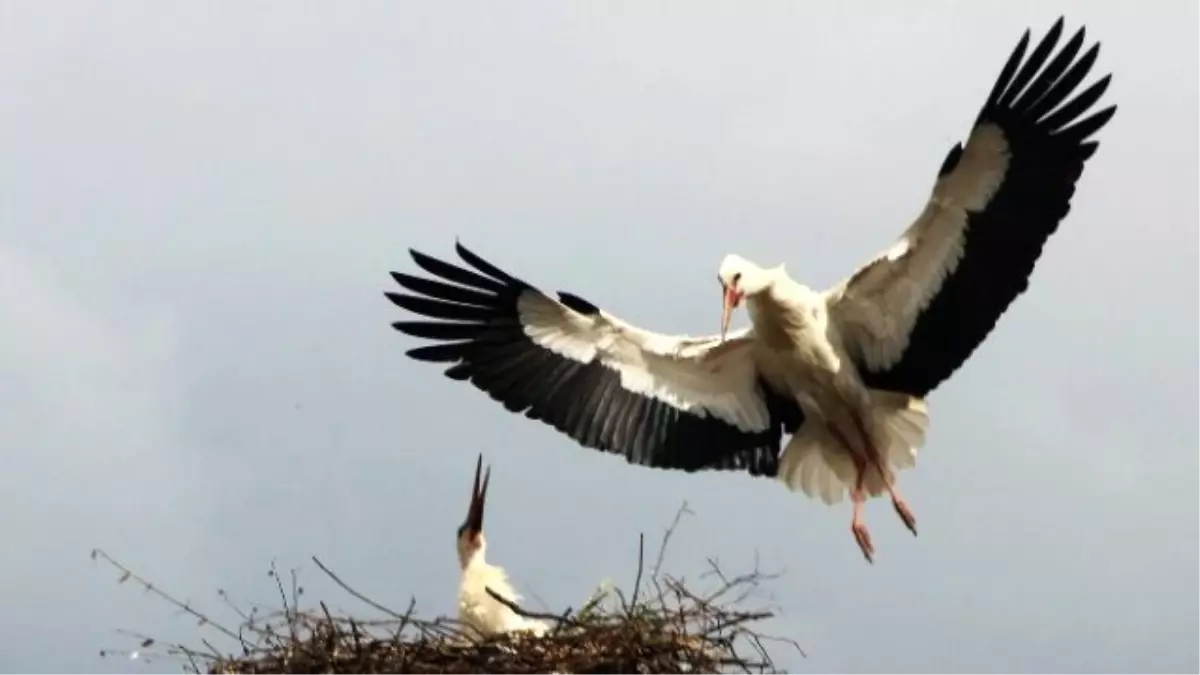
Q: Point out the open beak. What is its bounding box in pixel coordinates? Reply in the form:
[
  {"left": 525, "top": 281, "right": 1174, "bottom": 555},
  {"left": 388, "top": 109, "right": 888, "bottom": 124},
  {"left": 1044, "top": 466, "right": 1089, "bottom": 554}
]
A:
[
  {"left": 464, "top": 454, "right": 490, "bottom": 537},
  {"left": 720, "top": 285, "right": 742, "bottom": 342}
]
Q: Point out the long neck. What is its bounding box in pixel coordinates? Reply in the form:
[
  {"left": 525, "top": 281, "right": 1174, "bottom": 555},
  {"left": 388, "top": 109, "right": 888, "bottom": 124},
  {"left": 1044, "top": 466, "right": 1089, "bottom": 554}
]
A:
[
  {"left": 746, "top": 276, "right": 817, "bottom": 348},
  {"left": 460, "top": 556, "right": 518, "bottom": 604},
  {"left": 459, "top": 543, "right": 487, "bottom": 571}
]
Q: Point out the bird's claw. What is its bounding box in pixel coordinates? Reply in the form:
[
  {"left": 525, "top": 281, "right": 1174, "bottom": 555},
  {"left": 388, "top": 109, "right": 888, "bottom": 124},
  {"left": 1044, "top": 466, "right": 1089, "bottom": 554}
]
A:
[
  {"left": 893, "top": 498, "right": 918, "bottom": 537},
  {"left": 851, "top": 521, "right": 874, "bottom": 564}
]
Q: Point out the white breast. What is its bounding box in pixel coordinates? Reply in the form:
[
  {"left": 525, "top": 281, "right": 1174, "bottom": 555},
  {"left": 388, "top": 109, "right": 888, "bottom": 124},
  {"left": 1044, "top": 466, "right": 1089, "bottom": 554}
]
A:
[{"left": 458, "top": 561, "right": 547, "bottom": 638}]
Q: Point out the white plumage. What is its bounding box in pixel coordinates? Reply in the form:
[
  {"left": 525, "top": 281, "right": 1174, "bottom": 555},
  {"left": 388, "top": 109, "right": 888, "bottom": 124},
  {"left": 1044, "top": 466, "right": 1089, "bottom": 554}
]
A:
[
  {"left": 458, "top": 560, "right": 546, "bottom": 640},
  {"left": 455, "top": 455, "right": 547, "bottom": 639},
  {"left": 390, "top": 18, "right": 1116, "bottom": 562}
]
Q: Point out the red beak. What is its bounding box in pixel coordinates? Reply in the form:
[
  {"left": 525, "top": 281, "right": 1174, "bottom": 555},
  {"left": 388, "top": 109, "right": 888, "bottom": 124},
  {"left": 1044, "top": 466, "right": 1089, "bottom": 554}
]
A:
[{"left": 721, "top": 285, "right": 742, "bottom": 342}]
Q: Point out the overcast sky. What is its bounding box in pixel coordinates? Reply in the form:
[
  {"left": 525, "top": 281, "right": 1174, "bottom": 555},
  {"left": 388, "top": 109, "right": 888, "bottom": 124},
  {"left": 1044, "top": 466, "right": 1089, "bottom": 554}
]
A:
[{"left": 1, "top": 2, "right": 1196, "bottom": 673}]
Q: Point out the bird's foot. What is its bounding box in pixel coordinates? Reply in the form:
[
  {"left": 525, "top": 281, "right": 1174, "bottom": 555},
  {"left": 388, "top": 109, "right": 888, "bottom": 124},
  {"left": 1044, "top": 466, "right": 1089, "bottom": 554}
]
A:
[
  {"left": 851, "top": 519, "right": 874, "bottom": 564},
  {"left": 892, "top": 496, "right": 918, "bottom": 537}
]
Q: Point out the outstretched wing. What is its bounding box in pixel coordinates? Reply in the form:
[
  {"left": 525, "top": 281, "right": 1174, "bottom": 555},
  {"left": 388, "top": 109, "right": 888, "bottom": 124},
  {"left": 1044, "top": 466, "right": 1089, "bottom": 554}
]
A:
[
  {"left": 826, "top": 17, "right": 1116, "bottom": 397},
  {"left": 386, "top": 242, "right": 804, "bottom": 475}
]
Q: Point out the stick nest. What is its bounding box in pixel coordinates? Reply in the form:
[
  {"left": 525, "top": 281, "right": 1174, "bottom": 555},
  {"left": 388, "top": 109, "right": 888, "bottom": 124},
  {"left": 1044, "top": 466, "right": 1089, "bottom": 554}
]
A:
[{"left": 93, "top": 505, "right": 804, "bottom": 674}]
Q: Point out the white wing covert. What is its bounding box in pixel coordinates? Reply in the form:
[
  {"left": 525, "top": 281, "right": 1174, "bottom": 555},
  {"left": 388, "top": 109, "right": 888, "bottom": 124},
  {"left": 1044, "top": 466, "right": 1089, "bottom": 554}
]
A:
[
  {"left": 387, "top": 242, "right": 804, "bottom": 475},
  {"left": 826, "top": 18, "right": 1116, "bottom": 398}
]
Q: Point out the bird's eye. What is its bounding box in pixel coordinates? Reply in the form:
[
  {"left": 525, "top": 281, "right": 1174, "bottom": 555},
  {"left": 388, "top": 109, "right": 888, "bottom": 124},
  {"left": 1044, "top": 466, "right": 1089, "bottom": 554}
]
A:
[{"left": 732, "top": 272, "right": 742, "bottom": 284}]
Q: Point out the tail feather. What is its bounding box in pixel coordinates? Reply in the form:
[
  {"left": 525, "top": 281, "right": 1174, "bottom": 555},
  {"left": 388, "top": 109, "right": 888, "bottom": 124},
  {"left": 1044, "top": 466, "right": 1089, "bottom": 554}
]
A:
[
  {"left": 776, "top": 391, "right": 929, "bottom": 504},
  {"left": 872, "top": 390, "right": 928, "bottom": 472},
  {"left": 777, "top": 423, "right": 855, "bottom": 505}
]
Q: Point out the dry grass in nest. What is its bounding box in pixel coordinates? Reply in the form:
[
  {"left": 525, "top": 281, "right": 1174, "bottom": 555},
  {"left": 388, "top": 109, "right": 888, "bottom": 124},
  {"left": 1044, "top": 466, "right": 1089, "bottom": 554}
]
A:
[{"left": 93, "top": 504, "right": 804, "bottom": 674}]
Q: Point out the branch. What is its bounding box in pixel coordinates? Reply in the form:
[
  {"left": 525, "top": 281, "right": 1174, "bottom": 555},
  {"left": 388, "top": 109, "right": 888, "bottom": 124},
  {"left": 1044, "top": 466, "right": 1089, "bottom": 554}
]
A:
[
  {"left": 90, "top": 548, "right": 241, "bottom": 643},
  {"left": 95, "top": 501, "right": 804, "bottom": 673},
  {"left": 628, "top": 533, "right": 646, "bottom": 613},
  {"left": 484, "top": 587, "right": 582, "bottom": 628},
  {"left": 310, "top": 556, "right": 411, "bottom": 621},
  {"left": 652, "top": 501, "right": 694, "bottom": 577}
]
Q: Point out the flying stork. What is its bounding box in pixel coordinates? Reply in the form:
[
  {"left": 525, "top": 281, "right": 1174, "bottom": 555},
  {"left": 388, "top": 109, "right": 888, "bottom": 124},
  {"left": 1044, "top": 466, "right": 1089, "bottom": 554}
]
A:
[
  {"left": 455, "top": 454, "right": 548, "bottom": 638},
  {"left": 387, "top": 18, "right": 1116, "bottom": 563}
]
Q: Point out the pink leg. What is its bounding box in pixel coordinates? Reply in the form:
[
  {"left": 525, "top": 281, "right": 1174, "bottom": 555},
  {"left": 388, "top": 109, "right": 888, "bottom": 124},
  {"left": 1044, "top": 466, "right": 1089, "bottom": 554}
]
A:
[
  {"left": 888, "top": 484, "right": 918, "bottom": 537},
  {"left": 850, "top": 412, "right": 919, "bottom": 539},
  {"left": 850, "top": 456, "right": 874, "bottom": 564},
  {"left": 826, "top": 421, "right": 876, "bottom": 563},
  {"left": 868, "top": 455, "right": 917, "bottom": 537}
]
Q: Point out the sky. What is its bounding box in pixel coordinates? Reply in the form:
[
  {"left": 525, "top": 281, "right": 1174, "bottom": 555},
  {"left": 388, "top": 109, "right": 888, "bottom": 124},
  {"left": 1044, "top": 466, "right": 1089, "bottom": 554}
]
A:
[{"left": 0, "top": 1, "right": 1196, "bottom": 672}]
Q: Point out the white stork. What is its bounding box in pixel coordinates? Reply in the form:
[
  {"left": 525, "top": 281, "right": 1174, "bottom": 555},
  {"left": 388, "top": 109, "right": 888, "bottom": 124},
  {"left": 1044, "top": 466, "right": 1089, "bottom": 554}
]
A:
[
  {"left": 388, "top": 18, "right": 1116, "bottom": 563},
  {"left": 455, "top": 454, "right": 548, "bottom": 638}
]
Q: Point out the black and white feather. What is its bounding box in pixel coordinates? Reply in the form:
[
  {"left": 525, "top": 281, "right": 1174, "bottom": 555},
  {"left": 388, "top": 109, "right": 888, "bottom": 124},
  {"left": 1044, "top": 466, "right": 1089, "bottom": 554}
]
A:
[
  {"left": 387, "top": 242, "right": 804, "bottom": 476},
  {"left": 827, "top": 17, "right": 1116, "bottom": 398},
  {"left": 385, "top": 18, "right": 1115, "bottom": 508}
]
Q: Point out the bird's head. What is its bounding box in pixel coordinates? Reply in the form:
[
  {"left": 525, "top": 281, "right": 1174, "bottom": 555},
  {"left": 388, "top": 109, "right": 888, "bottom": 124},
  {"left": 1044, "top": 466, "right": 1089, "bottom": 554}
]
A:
[
  {"left": 717, "top": 254, "right": 778, "bottom": 341},
  {"left": 456, "top": 454, "right": 490, "bottom": 569}
]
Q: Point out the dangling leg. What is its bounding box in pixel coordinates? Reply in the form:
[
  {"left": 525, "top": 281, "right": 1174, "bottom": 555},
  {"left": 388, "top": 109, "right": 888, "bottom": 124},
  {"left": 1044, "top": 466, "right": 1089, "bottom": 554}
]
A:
[
  {"left": 826, "top": 416, "right": 876, "bottom": 563},
  {"left": 860, "top": 450, "right": 917, "bottom": 537},
  {"left": 824, "top": 419, "right": 875, "bottom": 562},
  {"left": 887, "top": 480, "right": 918, "bottom": 537},
  {"left": 849, "top": 410, "right": 921, "bottom": 535},
  {"left": 850, "top": 455, "right": 874, "bottom": 563}
]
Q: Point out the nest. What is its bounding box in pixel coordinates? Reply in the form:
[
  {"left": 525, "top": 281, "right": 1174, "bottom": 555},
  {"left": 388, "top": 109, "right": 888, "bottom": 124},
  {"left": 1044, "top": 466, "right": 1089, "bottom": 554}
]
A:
[{"left": 93, "top": 506, "right": 804, "bottom": 674}]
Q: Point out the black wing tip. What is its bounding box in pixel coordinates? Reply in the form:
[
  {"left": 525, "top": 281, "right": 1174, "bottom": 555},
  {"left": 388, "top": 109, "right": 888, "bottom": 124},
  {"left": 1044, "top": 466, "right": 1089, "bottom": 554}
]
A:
[
  {"left": 979, "top": 17, "right": 1115, "bottom": 142},
  {"left": 444, "top": 363, "right": 472, "bottom": 380},
  {"left": 1007, "top": 18, "right": 1103, "bottom": 83},
  {"left": 384, "top": 288, "right": 437, "bottom": 314},
  {"left": 408, "top": 247, "right": 441, "bottom": 269},
  {"left": 406, "top": 343, "right": 467, "bottom": 363},
  {"left": 1075, "top": 102, "right": 1118, "bottom": 139},
  {"left": 390, "top": 320, "right": 420, "bottom": 334},
  {"left": 1089, "top": 72, "right": 1114, "bottom": 99},
  {"left": 386, "top": 269, "right": 427, "bottom": 293},
  {"left": 406, "top": 240, "right": 471, "bottom": 267},
  {"left": 407, "top": 236, "right": 465, "bottom": 257}
]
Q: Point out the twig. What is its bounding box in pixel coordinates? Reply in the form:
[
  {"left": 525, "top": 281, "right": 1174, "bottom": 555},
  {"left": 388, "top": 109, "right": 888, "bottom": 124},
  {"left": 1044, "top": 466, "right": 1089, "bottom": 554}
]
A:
[
  {"left": 310, "top": 556, "right": 409, "bottom": 620},
  {"left": 268, "top": 560, "right": 298, "bottom": 644},
  {"left": 96, "top": 502, "right": 802, "bottom": 674},
  {"left": 755, "top": 632, "right": 808, "bottom": 660},
  {"left": 484, "top": 587, "right": 583, "bottom": 627},
  {"left": 390, "top": 596, "right": 418, "bottom": 640},
  {"left": 652, "top": 501, "right": 694, "bottom": 577},
  {"left": 90, "top": 548, "right": 241, "bottom": 643},
  {"left": 629, "top": 532, "right": 646, "bottom": 613}
]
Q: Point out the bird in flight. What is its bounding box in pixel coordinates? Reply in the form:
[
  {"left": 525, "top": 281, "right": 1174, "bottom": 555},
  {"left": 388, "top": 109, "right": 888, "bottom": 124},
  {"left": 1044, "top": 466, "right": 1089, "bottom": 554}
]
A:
[{"left": 386, "top": 18, "right": 1116, "bottom": 563}]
